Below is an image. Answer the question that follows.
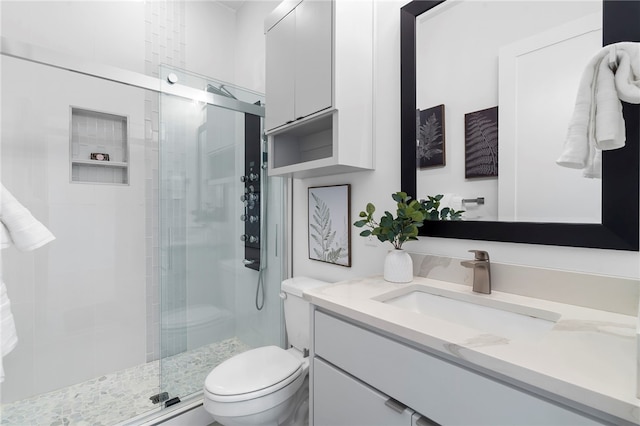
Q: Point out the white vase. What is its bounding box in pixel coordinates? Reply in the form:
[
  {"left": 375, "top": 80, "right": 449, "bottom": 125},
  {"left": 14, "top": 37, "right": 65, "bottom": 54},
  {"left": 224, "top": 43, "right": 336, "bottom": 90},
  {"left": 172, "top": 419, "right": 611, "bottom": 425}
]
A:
[{"left": 383, "top": 249, "right": 413, "bottom": 283}]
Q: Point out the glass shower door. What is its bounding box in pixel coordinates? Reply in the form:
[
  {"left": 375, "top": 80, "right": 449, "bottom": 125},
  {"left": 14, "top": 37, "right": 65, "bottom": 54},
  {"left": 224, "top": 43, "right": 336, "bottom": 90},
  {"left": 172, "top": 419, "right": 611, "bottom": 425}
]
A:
[{"left": 158, "top": 67, "right": 284, "bottom": 405}]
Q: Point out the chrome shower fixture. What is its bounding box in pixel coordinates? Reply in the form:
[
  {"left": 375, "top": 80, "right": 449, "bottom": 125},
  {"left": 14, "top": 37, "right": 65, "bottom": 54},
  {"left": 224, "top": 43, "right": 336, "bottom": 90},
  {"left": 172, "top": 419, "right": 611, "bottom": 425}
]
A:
[{"left": 166, "top": 73, "right": 178, "bottom": 84}]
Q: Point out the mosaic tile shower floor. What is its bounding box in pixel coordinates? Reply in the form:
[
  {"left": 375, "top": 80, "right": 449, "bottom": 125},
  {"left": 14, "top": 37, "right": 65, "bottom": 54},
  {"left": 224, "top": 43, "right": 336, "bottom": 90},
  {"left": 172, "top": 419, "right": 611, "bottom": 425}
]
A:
[{"left": 0, "top": 338, "right": 251, "bottom": 426}]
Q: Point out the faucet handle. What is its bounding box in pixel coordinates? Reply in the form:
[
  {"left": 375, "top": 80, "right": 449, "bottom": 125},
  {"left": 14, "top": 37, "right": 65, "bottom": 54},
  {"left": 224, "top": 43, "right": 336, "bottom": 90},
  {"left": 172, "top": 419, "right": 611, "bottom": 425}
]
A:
[{"left": 468, "top": 250, "right": 489, "bottom": 261}]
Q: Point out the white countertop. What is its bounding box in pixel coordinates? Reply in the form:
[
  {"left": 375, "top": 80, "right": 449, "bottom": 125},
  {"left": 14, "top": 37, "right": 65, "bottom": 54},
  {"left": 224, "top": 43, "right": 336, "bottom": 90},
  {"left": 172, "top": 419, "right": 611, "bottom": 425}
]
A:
[{"left": 304, "top": 276, "right": 640, "bottom": 425}]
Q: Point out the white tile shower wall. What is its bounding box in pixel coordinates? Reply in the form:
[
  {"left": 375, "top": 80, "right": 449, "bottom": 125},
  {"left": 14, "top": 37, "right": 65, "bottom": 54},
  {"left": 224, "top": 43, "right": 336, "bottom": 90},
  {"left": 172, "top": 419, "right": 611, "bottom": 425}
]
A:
[{"left": 0, "top": 57, "right": 147, "bottom": 403}]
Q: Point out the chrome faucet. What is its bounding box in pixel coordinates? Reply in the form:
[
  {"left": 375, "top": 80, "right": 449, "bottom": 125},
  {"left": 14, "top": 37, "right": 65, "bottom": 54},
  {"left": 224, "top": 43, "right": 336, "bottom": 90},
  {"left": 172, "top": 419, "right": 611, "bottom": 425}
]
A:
[{"left": 460, "top": 250, "right": 491, "bottom": 294}]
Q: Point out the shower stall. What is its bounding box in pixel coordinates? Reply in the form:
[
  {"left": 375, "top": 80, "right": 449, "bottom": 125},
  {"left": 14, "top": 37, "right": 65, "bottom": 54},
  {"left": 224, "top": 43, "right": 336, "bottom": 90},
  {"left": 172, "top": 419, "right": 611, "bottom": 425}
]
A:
[{"left": 0, "top": 44, "right": 285, "bottom": 424}]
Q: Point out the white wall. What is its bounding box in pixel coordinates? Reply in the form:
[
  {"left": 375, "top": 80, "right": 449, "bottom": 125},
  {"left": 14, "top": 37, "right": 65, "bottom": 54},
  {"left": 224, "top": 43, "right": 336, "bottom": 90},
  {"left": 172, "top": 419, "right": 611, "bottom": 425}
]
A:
[
  {"left": 185, "top": 1, "right": 237, "bottom": 82},
  {"left": 290, "top": 0, "right": 640, "bottom": 283},
  {"left": 0, "top": 1, "right": 146, "bottom": 72},
  {"left": 234, "top": 1, "right": 281, "bottom": 94}
]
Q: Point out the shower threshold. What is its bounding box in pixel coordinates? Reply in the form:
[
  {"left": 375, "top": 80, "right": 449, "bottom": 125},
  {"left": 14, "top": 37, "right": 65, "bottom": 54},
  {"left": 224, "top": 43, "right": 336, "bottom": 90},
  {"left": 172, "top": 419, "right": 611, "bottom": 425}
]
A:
[{"left": 0, "top": 337, "right": 250, "bottom": 426}]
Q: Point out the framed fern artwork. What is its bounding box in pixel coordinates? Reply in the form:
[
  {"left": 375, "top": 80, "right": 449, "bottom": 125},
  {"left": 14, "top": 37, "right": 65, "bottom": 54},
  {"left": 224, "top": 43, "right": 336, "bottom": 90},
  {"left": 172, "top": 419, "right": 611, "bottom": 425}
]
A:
[
  {"left": 465, "top": 106, "right": 498, "bottom": 178},
  {"left": 308, "top": 184, "right": 351, "bottom": 267},
  {"left": 416, "top": 104, "right": 445, "bottom": 168}
]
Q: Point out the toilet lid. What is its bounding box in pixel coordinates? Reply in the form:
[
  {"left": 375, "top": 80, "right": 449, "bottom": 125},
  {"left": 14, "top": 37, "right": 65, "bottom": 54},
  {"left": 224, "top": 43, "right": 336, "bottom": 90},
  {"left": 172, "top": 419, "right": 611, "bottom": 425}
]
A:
[{"left": 205, "top": 346, "right": 302, "bottom": 399}]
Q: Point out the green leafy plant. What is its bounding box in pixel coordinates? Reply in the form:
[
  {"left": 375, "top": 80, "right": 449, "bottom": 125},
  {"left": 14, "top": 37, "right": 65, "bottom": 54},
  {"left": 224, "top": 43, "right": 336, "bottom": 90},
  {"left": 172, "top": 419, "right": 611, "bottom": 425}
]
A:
[
  {"left": 421, "top": 194, "right": 464, "bottom": 221},
  {"left": 354, "top": 192, "right": 464, "bottom": 250},
  {"left": 354, "top": 192, "right": 426, "bottom": 250}
]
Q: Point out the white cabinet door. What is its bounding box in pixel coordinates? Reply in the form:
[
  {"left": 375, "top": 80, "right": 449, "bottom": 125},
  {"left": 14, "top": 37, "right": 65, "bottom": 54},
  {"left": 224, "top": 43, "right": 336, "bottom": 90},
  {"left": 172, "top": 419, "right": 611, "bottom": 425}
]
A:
[
  {"left": 313, "top": 357, "right": 414, "bottom": 426},
  {"left": 265, "top": 9, "right": 296, "bottom": 131},
  {"left": 412, "top": 413, "right": 440, "bottom": 426},
  {"left": 294, "top": 0, "right": 332, "bottom": 120},
  {"left": 315, "top": 311, "right": 606, "bottom": 426}
]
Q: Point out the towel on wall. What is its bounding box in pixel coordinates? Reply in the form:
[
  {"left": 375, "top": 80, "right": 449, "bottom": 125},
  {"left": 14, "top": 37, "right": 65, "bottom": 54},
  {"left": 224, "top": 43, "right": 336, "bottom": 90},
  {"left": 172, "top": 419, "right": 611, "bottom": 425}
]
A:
[
  {"left": 0, "top": 183, "right": 55, "bottom": 382},
  {"left": 1, "top": 223, "right": 11, "bottom": 249},
  {"left": 557, "top": 42, "right": 640, "bottom": 178},
  {"left": 441, "top": 194, "right": 464, "bottom": 212},
  {"left": 0, "top": 280, "right": 18, "bottom": 383},
  {"left": 1, "top": 184, "right": 55, "bottom": 251}
]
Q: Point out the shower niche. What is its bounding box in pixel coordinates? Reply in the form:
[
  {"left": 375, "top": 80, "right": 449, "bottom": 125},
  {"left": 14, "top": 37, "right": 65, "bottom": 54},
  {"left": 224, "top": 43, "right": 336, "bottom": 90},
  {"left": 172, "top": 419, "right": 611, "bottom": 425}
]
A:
[{"left": 70, "top": 107, "right": 129, "bottom": 185}]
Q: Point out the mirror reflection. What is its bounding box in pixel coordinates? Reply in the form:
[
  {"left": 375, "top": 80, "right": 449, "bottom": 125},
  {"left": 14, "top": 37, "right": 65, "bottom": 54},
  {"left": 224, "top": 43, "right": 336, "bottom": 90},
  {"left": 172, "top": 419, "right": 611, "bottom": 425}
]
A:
[{"left": 415, "top": 1, "right": 602, "bottom": 223}]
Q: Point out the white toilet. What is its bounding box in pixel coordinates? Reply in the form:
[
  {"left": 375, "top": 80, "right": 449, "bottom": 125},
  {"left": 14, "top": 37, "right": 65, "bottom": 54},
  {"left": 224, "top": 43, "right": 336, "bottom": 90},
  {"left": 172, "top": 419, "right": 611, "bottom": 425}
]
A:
[{"left": 203, "top": 277, "right": 329, "bottom": 426}]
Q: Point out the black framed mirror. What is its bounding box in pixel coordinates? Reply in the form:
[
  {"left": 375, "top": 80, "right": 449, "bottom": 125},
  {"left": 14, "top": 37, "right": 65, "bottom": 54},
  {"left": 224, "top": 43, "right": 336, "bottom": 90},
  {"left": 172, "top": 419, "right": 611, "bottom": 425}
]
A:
[{"left": 401, "top": 0, "right": 639, "bottom": 251}]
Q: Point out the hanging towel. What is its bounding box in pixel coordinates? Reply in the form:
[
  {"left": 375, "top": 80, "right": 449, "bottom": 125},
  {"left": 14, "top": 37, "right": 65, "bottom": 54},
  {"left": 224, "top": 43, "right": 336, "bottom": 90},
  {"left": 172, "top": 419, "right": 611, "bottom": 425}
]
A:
[
  {"left": 557, "top": 42, "right": 640, "bottom": 177},
  {"left": 1, "top": 184, "right": 55, "bottom": 251},
  {"left": 0, "top": 184, "right": 55, "bottom": 382},
  {"left": 438, "top": 194, "right": 464, "bottom": 216},
  {"left": 0, "top": 280, "right": 18, "bottom": 383},
  {"left": 1, "top": 223, "right": 11, "bottom": 249}
]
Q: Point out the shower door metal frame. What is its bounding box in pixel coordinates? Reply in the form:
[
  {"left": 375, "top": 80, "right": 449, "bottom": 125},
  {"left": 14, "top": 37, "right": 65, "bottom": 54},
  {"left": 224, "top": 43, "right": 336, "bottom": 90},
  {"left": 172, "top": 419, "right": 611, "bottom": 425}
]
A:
[{"left": 0, "top": 36, "right": 264, "bottom": 118}]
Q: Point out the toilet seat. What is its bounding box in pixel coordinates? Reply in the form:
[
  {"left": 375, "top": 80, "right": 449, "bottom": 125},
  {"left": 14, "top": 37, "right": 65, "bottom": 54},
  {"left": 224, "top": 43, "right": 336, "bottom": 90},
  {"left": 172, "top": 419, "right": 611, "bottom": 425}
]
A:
[{"left": 205, "top": 346, "right": 303, "bottom": 403}]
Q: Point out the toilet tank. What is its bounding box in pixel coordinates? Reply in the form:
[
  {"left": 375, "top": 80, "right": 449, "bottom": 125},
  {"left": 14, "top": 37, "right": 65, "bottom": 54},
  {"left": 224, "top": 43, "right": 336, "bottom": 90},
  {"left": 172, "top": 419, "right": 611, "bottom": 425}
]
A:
[{"left": 281, "top": 277, "right": 329, "bottom": 352}]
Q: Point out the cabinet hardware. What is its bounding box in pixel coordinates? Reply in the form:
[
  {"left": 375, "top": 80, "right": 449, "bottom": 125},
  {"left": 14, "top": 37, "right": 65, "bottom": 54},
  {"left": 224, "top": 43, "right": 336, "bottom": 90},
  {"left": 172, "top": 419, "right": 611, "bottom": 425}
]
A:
[
  {"left": 384, "top": 398, "right": 408, "bottom": 413},
  {"left": 416, "top": 415, "right": 440, "bottom": 426}
]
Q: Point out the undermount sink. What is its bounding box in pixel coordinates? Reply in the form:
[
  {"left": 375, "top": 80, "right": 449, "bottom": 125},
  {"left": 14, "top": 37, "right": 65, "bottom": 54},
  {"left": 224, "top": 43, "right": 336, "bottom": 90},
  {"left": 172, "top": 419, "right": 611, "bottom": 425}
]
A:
[{"left": 375, "top": 285, "right": 561, "bottom": 340}]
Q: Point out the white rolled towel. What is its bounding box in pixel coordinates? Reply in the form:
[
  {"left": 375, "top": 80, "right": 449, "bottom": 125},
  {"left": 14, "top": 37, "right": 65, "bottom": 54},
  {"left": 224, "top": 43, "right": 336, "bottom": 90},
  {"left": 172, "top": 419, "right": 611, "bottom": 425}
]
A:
[
  {"left": 0, "top": 184, "right": 54, "bottom": 383},
  {"left": 1, "top": 184, "right": 55, "bottom": 251},
  {"left": 594, "top": 53, "right": 625, "bottom": 151},
  {"left": 0, "top": 224, "right": 11, "bottom": 249},
  {"left": 448, "top": 196, "right": 464, "bottom": 212},
  {"left": 614, "top": 44, "right": 640, "bottom": 103},
  {"left": 557, "top": 42, "right": 640, "bottom": 177},
  {"left": 437, "top": 194, "right": 464, "bottom": 214},
  {"left": 0, "top": 280, "right": 18, "bottom": 383}
]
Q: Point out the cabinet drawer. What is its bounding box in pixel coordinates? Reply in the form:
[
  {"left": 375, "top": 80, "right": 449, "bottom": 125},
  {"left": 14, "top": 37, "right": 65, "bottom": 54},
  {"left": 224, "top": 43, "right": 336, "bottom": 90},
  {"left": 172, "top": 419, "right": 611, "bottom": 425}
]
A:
[
  {"left": 313, "top": 357, "right": 414, "bottom": 426},
  {"left": 314, "top": 311, "right": 604, "bottom": 426}
]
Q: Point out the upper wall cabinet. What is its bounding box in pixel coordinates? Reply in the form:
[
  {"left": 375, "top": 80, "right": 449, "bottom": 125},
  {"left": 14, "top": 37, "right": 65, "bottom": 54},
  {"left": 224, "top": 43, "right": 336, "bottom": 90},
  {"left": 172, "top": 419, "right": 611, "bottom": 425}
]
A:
[
  {"left": 265, "top": 0, "right": 374, "bottom": 178},
  {"left": 265, "top": 0, "right": 332, "bottom": 131}
]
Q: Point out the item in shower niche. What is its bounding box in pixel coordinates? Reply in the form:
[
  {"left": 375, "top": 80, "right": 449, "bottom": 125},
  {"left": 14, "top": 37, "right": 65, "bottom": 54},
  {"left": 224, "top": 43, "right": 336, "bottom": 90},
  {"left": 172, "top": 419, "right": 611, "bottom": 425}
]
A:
[{"left": 90, "top": 153, "right": 110, "bottom": 161}]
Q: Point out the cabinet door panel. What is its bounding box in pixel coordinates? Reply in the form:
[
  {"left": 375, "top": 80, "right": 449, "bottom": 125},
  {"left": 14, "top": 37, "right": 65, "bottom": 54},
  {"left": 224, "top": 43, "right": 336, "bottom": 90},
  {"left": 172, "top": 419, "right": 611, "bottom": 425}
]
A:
[
  {"left": 314, "top": 357, "right": 413, "bottom": 426},
  {"left": 315, "top": 311, "right": 605, "bottom": 426},
  {"left": 265, "top": 9, "right": 296, "bottom": 131},
  {"left": 294, "top": 0, "right": 333, "bottom": 120}
]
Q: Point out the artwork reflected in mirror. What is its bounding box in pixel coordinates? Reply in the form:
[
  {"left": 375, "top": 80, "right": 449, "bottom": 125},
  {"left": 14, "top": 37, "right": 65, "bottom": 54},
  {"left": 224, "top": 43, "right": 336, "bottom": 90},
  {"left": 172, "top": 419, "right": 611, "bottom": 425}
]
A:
[
  {"left": 417, "top": 104, "right": 445, "bottom": 169},
  {"left": 465, "top": 106, "right": 498, "bottom": 179}
]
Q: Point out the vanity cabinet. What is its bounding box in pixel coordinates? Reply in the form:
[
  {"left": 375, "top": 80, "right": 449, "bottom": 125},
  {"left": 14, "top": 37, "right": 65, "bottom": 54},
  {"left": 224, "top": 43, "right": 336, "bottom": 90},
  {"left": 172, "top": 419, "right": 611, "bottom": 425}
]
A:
[
  {"left": 264, "top": 0, "right": 374, "bottom": 178},
  {"left": 314, "top": 357, "right": 437, "bottom": 426},
  {"left": 311, "top": 310, "right": 606, "bottom": 426}
]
